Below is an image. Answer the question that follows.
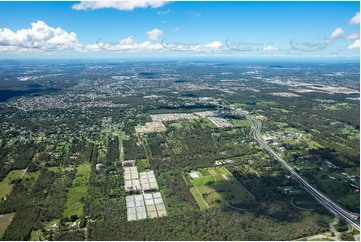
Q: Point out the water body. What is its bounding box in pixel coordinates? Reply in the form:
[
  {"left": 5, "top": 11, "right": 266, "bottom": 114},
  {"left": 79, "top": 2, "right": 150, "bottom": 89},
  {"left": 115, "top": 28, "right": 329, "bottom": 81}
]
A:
[{"left": 246, "top": 102, "right": 257, "bottom": 106}]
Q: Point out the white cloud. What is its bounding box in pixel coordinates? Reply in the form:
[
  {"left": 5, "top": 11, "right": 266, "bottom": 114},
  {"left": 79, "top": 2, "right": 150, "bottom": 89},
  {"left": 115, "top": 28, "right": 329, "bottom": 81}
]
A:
[
  {"left": 263, "top": 45, "right": 279, "bottom": 51},
  {"left": 204, "top": 41, "right": 222, "bottom": 49},
  {"left": 324, "top": 27, "right": 360, "bottom": 48},
  {"left": 349, "top": 12, "right": 360, "bottom": 25},
  {"left": 0, "top": 21, "right": 80, "bottom": 51},
  {"left": 346, "top": 39, "right": 360, "bottom": 49},
  {"left": 72, "top": 1, "right": 170, "bottom": 11},
  {"left": 160, "top": 40, "right": 227, "bottom": 52},
  {"left": 157, "top": 9, "right": 170, "bottom": 15},
  {"left": 146, "top": 28, "right": 164, "bottom": 40},
  {"left": 329, "top": 27, "right": 344, "bottom": 39},
  {"left": 325, "top": 27, "right": 344, "bottom": 43},
  {"left": 91, "top": 36, "right": 164, "bottom": 52},
  {"left": 345, "top": 33, "right": 359, "bottom": 40},
  {"left": 172, "top": 27, "right": 179, "bottom": 32}
]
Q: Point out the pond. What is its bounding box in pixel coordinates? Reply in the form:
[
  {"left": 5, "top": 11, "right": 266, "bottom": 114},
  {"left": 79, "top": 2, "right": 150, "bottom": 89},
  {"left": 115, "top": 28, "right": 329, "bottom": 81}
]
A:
[{"left": 246, "top": 102, "right": 257, "bottom": 106}]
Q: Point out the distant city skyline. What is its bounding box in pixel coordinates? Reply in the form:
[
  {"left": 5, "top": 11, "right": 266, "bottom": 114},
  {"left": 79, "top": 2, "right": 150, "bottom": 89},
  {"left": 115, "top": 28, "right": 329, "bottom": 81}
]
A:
[{"left": 0, "top": 1, "right": 359, "bottom": 59}]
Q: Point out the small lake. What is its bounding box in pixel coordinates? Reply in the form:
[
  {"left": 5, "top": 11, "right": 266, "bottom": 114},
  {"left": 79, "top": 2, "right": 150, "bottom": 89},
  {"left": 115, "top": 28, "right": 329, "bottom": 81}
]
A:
[{"left": 246, "top": 102, "right": 257, "bottom": 106}]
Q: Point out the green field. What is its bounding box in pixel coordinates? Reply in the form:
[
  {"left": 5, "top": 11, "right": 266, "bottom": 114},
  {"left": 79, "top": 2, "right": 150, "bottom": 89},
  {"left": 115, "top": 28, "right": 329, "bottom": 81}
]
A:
[
  {"left": 189, "top": 167, "right": 253, "bottom": 209},
  {"left": 231, "top": 103, "right": 247, "bottom": 108},
  {"left": 192, "top": 174, "right": 226, "bottom": 187},
  {"left": 0, "top": 213, "right": 15, "bottom": 238},
  {"left": 190, "top": 187, "right": 209, "bottom": 210},
  {"left": 137, "top": 159, "right": 150, "bottom": 172},
  {"left": 231, "top": 119, "right": 251, "bottom": 127},
  {"left": 62, "top": 163, "right": 91, "bottom": 218},
  {"left": 199, "top": 118, "right": 218, "bottom": 129},
  {"left": 315, "top": 171, "right": 360, "bottom": 209},
  {"left": 258, "top": 100, "right": 278, "bottom": 106},
  {"left": 21, "top": 171, "right": 40, "bottom": 190},
  {"left": 169, "top": 122, "right": 183, "bottom": 129},
  {"left": 0, "top": 170, "right": 25, "bottom": 199}
]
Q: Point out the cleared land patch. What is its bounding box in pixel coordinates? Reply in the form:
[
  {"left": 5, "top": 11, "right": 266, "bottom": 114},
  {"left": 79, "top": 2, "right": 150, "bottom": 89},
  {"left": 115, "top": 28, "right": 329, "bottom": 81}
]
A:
[
  {"left": 0, "top": 213, "right": 15, "bottom": 238},
  {"left": 189, "top": 167, "right": 253, "bottom": 209},
  {"left": 0, "top": 170, "right": 25, "bottom": 199},
  {"left": 63, "top": 163, "right": 91, "bottom": 218},
  {"left": 135, "top": 121, "right": 166, "bottom": 134}
]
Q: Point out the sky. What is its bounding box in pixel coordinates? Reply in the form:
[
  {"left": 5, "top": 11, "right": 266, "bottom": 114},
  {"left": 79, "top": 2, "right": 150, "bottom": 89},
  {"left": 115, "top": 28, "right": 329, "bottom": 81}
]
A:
[{"left": 0, "top": 1, "right": 359, "bottom": 60}]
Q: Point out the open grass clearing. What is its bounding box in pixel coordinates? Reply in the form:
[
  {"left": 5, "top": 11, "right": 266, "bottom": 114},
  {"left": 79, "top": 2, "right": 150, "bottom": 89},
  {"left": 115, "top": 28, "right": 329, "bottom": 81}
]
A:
[
  {"left": 30, "top": 218, "right": 60, "bottom": 241},
  {"left": 0, "top": 169, "right": 25, "bottom": 199},
  {"left": 0, "top": 213, "right": 15, "bottom": 238},
  {"left": 190, "top": 187, "right": 209, "bottom": 211},
  {"left": 192, "top": 174, "right": 225, "bottom": 187},
  {"left": 231, "top": 103, "right": 247, "bottom": 108},
  {"left": 169, "top": 122, "right": 183, "bottom": 129},
  {"left": 198, "top": 180, "right": 253, "bottom": 206},
  {"left": 21, "top": 171, "right": 40, "bottom": 190},
  {"left": 62, "top": 163, "right": 91, "bottom": 218},
  {"left": 199, "top": 117, "right": 218, "bottom": 129},
  {"left": 137, "top": 159, "right": 150, "bottom": 172},
  {"left": 189, "top": 167, "right": 253, "bottom": 210},
  {"left": 231, "top": 119, "right": 251, "bottom": 127}
]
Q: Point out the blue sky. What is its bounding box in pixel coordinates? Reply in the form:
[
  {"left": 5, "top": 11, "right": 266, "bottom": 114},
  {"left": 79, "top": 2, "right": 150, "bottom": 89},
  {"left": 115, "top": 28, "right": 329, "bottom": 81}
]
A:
[{"left": 0, "top": 1, "right": 359, "bottom": 59}]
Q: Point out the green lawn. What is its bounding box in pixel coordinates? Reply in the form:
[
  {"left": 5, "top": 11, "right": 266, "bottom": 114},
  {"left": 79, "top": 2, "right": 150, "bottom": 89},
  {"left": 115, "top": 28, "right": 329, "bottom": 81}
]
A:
[
  {"left": 199, "top": 118, "right": 218, "bottom": 129},
  {"left": 62, "top": 163, "right": 91, "bottom": 218},
  {"left": 120, "top": 131, "right": 129, "bottom": 140},
  {"left": 189, "top": 167, "right": 253, "bottom": 210},
  {"left": 30, "top": 219, "right": 60, "bottom": 241},
  {"left": 0, "top": 170, "right": 25, "bottom": 199},
  {"left": 231, "top": 119, "right": 251, "bottom": 127},
  {"left": 47, "top": 166, "right": 63, "bottom": 173},
  {"left": 200, "top": 169, "right": 211, "bottom": 176},
  {"left": 169, "top": 122, "right": 183, "bottom": 129},
  {"left": 0, "top": 213, "right": 15, "bottom": 238},
  {"left": 137, "top": 159, "right": 150, "bottom": 172},
  {"left": 216, "top": 167, "right": 230, "bottom": 175},
  {"left": 199, "top": 179, "right": 254, "bottom": 206},
  {"left": 192, "top": 174, "right": 226, "bottom": 187},
  {"left": 316, "top": 171, "right": 360, "bottom": 209},
  {"left": 279, "top": 108, "right": 289, "bottom": 113},
  {"left": 190, "top": 187, "right": 209, "bottom": 211}
]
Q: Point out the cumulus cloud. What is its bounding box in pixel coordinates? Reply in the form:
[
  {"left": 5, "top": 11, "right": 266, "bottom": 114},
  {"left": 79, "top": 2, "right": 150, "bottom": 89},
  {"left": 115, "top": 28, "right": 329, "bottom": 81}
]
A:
[
  {"left": 346, "top": 39, "right": 360, "bottom": 49},
  {"left": 349, "top": 12, "right": 360, "bottom": 25},
  {"left": 325, "top": 27, "right": 360, "bottom": 47},
  {"left": 328, "top": 27, "right": 344, "bottom": 39},
  {"left": 146, "top": 28, "right": 164, "bottom": 40},
  {"left": 263, "top": 45, "right": 279, "bottom": 51},
  {"left": 345, "top": 33, "right": 359, "bottom": 40},
  {"left": 160, "top": 40, "right": 225, "bottom": 52},
  {"left": 204, "top": 41, "right": 223, "bottom": 49},
  {"left": 72, "top": 1, "right": 170, "bottom": 11},
  {"left": 325, "top": 27, "right": 344, "bottom": 43},
  {"left": 91, "top": 36, "right": 163, "bottom": 52},
  {"left": 85, "top": 37, "right": 225, "bottom": 53},
  {"left": 0, "top": 21, "right": 80, "bottom": 51}
]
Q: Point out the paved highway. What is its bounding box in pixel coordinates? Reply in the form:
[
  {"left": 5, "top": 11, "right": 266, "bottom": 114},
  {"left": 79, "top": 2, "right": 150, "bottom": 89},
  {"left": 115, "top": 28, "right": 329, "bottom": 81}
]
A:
[{"left": 248, "top": 116, "right": 360, "bottom": 230}]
